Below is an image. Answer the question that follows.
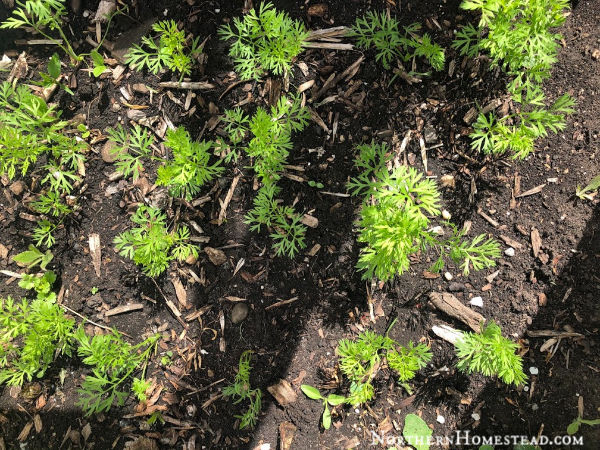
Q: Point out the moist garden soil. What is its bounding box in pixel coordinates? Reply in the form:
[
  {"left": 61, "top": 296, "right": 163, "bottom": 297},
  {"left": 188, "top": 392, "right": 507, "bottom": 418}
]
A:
[{"left": 1, "top": 0, "right": 599, "bottom": 449}]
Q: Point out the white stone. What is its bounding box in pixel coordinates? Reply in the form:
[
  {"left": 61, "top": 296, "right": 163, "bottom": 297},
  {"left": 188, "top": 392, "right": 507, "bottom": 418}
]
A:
[
  {"left": 529, "top": 366, "right": 539, "bottom": 375},
  {"left": 504, "top": 247, "right": 515, "bottom": 257},
  {"left": 444, "top": 272, "right": 453, "bottom": 281},
  {"left": 471, "top": 413, "right": 480, "bottom": 421},
  {"left": 469, "top": 296, "right": 483, "bottom": 307},
  {"left": 436, "top": 415, "right": 445, "bottom": 424}
]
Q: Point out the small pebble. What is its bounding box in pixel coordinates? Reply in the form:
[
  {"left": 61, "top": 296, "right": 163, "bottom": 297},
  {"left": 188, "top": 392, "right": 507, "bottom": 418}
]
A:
[
  {"left": 469, "top": 296, "right": 483, "bottom": 307},
  {"left": 471, "top": 413, "right": 480, "bottom": 421},
  {"left": 444, "top": 272, "right": 453, "bottom": 281},
  {"left": 524, "top": 386, "right": 529, "bottom": 392},
  {"left": 442, "top": 210, "right": 452, "bottom": 220},
  {"left": 529, "top": 366, "right": 539, "bottom": 375},
  {"left": 436, "top": 415, "right": 445, "bottom": 424},
  {"left": 532, "top": 404, "right": 539, "bottom": 411},
  {"left": 504, "top": 247, "right": 515, "bottom": 257},
  {"left": 231, "top": 303, "right": 249, "bottom": 324}
]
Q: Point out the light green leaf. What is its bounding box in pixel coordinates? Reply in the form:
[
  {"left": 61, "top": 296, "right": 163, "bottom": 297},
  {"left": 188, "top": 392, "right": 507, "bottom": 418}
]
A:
[
  {"left": 48, "top": 53, "right": 61, "bottom": 79},
  {"left": 301, "top": 384, "right": 323, "bottom": 400},
  {"left": 327, "top": 394, "right": 347, "bottom": 406},
  {"left": 322, "top": 403, "right": 331, "bottom": 429},
  {"left": 567, "top": 420, "right": 580, "bottom": 435},
  {"left": 403, "top": 414, "right": 433, "bottom": 450}
]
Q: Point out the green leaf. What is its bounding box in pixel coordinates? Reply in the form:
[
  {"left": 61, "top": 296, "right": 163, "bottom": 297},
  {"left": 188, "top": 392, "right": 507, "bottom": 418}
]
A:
[
  {"left": 90, "top": 50, "right": 106, "bottom": 77},
  {"left": 327, "top": 394, "right": 347, "bottom": 406},
  {"left": 48, "top": 53, "right": 61, "bottom": 79},
  {"left": 322, "top": 403, "right": 331, "bottom": 429},
  {"left": 567, "top": 420, "right": 580, "bottom": 435},
  {"left": 479, "top": 446, "right": 494, "bottom": 450},
  {"left": 403, "top": 414, "right": 432, "bottom": 450},
  {"left": 301, "top": 384, "right": 323, "bottom": 400}
]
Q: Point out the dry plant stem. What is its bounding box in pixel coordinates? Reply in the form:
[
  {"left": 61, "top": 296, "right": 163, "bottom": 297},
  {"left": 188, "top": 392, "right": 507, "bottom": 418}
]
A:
[
  {"left": 60, "top": 304, "right": 132, "bottom": 338},
  {"left": 158, "top": 81, "right": 216, "bottom": 90}
]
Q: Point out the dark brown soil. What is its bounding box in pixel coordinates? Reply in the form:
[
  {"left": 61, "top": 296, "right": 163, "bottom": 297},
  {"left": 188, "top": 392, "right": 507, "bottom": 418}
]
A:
[{"left": 1, "top": 0, "right": 599, "bottom": 449}]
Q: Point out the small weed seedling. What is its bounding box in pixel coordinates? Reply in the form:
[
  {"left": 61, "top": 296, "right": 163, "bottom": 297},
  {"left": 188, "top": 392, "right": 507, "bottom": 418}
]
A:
[
  {"left": 300, "top": 385, "right": 347, "bottom": 430},
  {"left": 2, "top": 0, "right": 121, "bottom": 71},
  {"left": 576, "top": 174, "right": 600, "bottom": 201},
  {"left": 157, "top": 127, "right": 224, "bottom": 200},
  {"left": 0, "top": 296, "right": 75, "bottom": 386},
  {"left": 350, "top": 12, "right": 445, "bottom": 72},
  {"left": 114, "top": 205, "right": 199, "bottom": 277},
  {"left": 74, "top": 327, "right": 159, "bottom": 416},
  {"left": 106, "top": 124, "right": 155, "bottom": 181},
  {"left": 454, "top": 0, "right": 575, "bottom": 158},
  {"left": 219, "top": 2, "right": 308, "bottom": 81},
  {"left": 12, "top": 245, "right": 54, "bottom": 271},
  {"left": 338, "top": 328, "right": 432, "bottom": 404},
  {"left": 348, "top": 142, "right": 499, "bottom": 281},
  {"left": 223, "top": 350, "right": 262, "bottom": 429},
  {"left": 567, "top": 397, "right": 600, "bottom": 435},
  {"left": 126, "top": 20, "right": 202, "bottom": 79},
  {"left": 454, "top": 321, "right": 526, "bottom": 386},
  {"left": 221, "top": 95, "right": 310, "bottom": 258}
]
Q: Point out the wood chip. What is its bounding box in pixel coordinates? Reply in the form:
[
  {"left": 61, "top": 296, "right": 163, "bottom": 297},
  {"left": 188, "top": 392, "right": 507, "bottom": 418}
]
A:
[
  {"left": 279, "top": 421, "right": 297, "bottom": 450},
  {"left": 531, "top": 228, "right": 542, "bottom": 257},
  {"left": 33, "top": 414, "right": 42, "bottom": 434},
  {"left": 499, "top": 235, "right": 523, "bottom": 250},
  {"left": 267, "top": 379, "right": 298, "bottom": 406},
  {"left": 17, "top": 422, "right": 33, "bottom": 442},
  {"left": 171, "top": 277, "right": 187, "bottom": 309},
  {"left": 429, "top": 292, "right": 486, "bottom": 332},
  {"left": 205, "top": 247, "right": 227, "bottom": 265},
  {"left": 224, "top": 296, "right": 246, "bottom": 302},
  {"left": 88, "top": 233, "right": 102, "bottom": 277},
  {"left": 477, "top": 208, "right": 499, "bottom": 227},
  {"left": 301, "top": 214, "right": 318, "bottom": 228},
  {"left": 105, "top": 303, "right": 143, "bottom": 317}
]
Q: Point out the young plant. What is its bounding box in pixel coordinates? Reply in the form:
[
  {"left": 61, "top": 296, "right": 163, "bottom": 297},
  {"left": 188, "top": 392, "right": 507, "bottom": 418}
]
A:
[
  {"left": 222, "top": 350, "right": 262, "bottom": 429},
  {"left": 12, "top": 245, "right": 54, "bottom": 271},
  {"left": 301, "top": 385, "right": 347, "bottom": 430},
  {"left": 454, "top": 321, "right": 526, "bottom": 386},
  {"left": 19, "top": 270, "right": 57, "bottom": 302},
  {"left": 337, "top": 328, "right": 432, "bottom": 405},
  {"left": 126, "top": 20, "right": 202, "bottom": 79},
  {"left": 350, "top": 12, "right": 445, "bottom": 72},
  {"left": 567, "top": 398, "right": 600, "bottom": 435},
  {"left": 348, "top": 142, "right": 499, "bottom": 281},
  {"left": 74, "top": 327, "right": 160, "bottom": 416},
  {"left": 156, "top": 127, "right": 223, "bottom": 200},
  {"left": 114, "top": 205, "right": 199, "bottom": 277},
  {"left": 455, "top": 0, "right": 574, "bottom": 159},
  {"left": 35, "top": 53, "right": 73, "bottom": 95},
  {"left": 1, "top": 0, "right": 122, "bottom": 68},
  {"left": 218, "top": 2, "right": 308, "bottom": 81},
  {"left": 576, "top": 174, "right": 600, "bottom": 201},
  {"left": 0, "top": 296, "right": 75, "bottom": 386},
  {"left": 0, "top": 81, "right": 85, "bottom": 247},
  {"left": 221, "top": 95, "right": 310, "bottom": 258},
  {"left": 106, "top": 124, "right": 154, "bottom": 181}
]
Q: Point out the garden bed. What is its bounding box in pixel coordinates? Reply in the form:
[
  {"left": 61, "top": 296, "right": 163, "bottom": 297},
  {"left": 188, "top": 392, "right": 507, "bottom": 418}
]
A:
[{"left": 1, "top": 0, "right": 599, "bottom": 448}]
